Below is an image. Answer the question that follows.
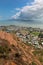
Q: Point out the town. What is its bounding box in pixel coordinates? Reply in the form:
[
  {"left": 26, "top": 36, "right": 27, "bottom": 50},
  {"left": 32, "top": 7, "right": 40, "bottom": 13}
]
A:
[{"left": 0, "top": 25, "right": 43, "bottom": 49}]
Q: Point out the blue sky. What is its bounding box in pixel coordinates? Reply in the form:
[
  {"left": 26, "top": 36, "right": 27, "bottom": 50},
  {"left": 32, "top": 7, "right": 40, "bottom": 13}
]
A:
[
  {"left": 0, "top": 0, "right": 34, "bottom": 20},
  {"left": 0, "top": 0, "right": 43, "bottom": 25}
]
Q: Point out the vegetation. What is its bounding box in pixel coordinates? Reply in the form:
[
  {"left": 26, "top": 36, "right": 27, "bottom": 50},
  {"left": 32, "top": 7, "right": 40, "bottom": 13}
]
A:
[
  {"left": 0, "top": 43, "right": 11, "bottom": 59},
  {"left": 31, "top": 62, "right": 37, "bottom": 65},
  {"left": 39, "top": 57, "right": 43, "bottom": 62},
  {"left": 15, "top": 52, "right": 21, "bottom": 58},
  {"left": 38, "top": 33, "right": 43, "bottom": 38},
  {"left": 33, "top": 49, "right": 43, "bottom": 63},
  {"left": 0, "top": 45, "right": 11, "bottom": 54},
  {"left": 33, "top": 49, "right": 43, "bottom": 56},
  {"left": 31, "top": 31, "right": 39, "bottom": 36}
]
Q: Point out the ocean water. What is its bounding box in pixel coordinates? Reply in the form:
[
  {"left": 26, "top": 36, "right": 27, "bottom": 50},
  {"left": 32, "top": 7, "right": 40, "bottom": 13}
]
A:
[{"left": 0, "top": 20, "right": 43, "bottom": 29}]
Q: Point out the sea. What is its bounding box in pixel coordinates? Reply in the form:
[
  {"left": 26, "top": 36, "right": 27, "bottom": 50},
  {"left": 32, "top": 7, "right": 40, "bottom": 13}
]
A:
[{"left": 0, "top": 20, "right": 43, "bottom": 29}]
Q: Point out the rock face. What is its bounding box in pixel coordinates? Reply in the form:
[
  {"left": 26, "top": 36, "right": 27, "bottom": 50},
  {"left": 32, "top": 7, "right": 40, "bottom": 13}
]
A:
[{"left": 0, "top": 31, "right": 42, "bottom": 65}]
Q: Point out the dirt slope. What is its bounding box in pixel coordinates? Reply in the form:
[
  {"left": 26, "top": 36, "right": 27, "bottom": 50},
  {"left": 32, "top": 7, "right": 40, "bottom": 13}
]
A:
[{"left": 0, "top": 31, "right": 17, "bottom": 46}]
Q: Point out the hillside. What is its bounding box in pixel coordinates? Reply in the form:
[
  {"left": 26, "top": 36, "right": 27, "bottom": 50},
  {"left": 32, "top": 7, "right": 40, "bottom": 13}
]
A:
[{"left": 0, "top": 31, "right": 42, "bottom": 65}]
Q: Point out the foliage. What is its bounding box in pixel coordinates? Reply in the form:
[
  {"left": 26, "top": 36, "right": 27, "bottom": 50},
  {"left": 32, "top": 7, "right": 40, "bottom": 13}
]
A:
[{"left": 31, "top": 62, "right": 37, "bottom": 65}]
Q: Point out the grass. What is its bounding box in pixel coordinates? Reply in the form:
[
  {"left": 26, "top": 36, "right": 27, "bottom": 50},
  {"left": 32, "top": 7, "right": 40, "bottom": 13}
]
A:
[
  {"left": 39, "top": 57, "right": 43, "bottom": 62},
  {"left": 33, "top": 49, "right": 43, "bottom": 63},
  {"left": 31, "top": 31, "right": 39, "bottom": 36},
  {"left": 31, "top": 62, "right": 37, "bottom": 65}
]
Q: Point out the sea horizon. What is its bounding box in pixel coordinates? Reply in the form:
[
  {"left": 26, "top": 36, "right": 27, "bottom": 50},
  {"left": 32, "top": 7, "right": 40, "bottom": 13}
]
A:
[{"left": 0, "top": 20, "right": 43, "bottom": 29}]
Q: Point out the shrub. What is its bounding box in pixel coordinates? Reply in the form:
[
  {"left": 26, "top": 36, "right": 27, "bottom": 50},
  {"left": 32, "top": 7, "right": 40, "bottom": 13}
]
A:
[{"left": 31, "top": 62, "right": 37, "bottom": 65}]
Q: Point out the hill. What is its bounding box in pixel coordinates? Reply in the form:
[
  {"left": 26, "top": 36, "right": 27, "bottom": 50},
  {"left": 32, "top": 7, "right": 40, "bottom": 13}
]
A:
[{"left": 0, "top": 31, "right": 42, "bottom": 65}]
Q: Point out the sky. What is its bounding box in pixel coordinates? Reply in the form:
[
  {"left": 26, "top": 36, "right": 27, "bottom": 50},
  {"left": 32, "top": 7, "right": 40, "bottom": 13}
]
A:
[
  {"left": 0, "top": 0, "right": 34, "bottom": 20},
  {"left": 0, "top": 0, "right": 43, "bottom": 26}
]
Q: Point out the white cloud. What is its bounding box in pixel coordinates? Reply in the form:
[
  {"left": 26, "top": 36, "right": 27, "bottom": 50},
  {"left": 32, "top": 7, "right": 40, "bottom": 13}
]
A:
[
  {"left": 15, "top": 8, "right": 21, "bottom": 11},
  {"left": 11, "top": 12, "right": 21, "bottom": 19},
  {"left": 11, "top": 0, "right": 43, "bottom": 22}
]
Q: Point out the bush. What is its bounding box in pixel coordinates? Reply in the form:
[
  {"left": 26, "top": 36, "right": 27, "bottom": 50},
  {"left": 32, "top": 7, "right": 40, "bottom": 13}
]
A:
[
  {"left": 31, "top": 62, "right": 37, "bottom": 65},
  {"left": 0, "top": 45, "right": 11, "bottom": 54},
  {"left": 15, "top": 52, "right": 21, "bottom": 58},
  {"left": 39, "top": 57, "right": 43, "bottom": 62},
  {"left": 0, "top": 46, "right": 4, "bottom": 53}
]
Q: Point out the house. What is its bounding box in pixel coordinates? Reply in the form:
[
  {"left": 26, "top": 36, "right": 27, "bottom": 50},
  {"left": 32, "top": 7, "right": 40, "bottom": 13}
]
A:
[{"left": 41, "top": 42, "right": 43, "bottom": 46}]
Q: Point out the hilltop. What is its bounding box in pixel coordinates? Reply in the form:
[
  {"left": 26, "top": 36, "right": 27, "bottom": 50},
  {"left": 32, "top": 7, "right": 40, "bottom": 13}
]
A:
[{"left": 0, "top": 31, "right": 43, "bottom": 65}]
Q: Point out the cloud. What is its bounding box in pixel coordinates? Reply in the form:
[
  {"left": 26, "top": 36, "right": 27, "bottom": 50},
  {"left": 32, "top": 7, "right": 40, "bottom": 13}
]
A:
[
  {"left": 11, "top": 12, "right": 21, "bottom": 19},
  {"left": 11, "top": 0, "right": 43, "bottom": 22},
  {"left": 15, "top": 8, "right": 21, "bottom": 11}
]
